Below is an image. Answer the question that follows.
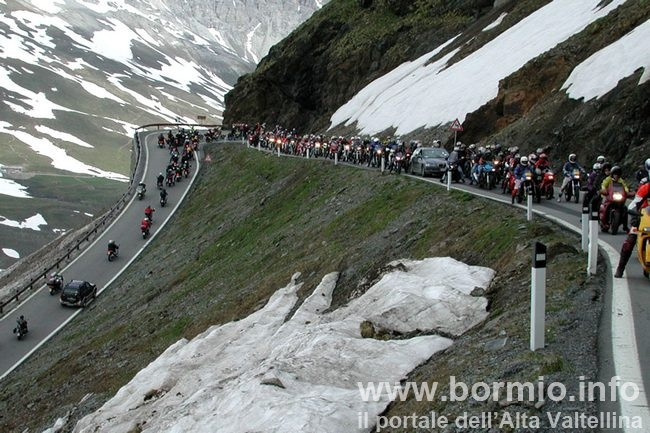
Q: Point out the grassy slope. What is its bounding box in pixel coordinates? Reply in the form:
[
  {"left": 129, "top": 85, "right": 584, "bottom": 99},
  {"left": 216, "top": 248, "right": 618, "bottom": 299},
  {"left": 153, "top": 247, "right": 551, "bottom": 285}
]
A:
[{"left": 0, "top": 144, "right": 600, "bottom": 432}]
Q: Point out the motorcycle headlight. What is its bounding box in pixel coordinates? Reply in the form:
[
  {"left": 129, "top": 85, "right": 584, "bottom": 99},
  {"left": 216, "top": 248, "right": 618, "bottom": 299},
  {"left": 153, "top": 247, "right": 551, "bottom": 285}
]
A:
[{"left": 613, "top": 193, "right": 624, "bottom": 201}]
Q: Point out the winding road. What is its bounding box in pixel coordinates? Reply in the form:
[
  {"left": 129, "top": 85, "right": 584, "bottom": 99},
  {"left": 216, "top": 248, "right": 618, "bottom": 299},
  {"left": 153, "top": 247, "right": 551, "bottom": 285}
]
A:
[{"left": 0, "top": 130, "right": 200, "bottom": 380}]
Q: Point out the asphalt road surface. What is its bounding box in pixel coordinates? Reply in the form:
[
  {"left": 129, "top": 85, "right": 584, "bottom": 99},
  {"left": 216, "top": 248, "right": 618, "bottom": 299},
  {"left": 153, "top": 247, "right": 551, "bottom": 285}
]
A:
[{"left": 0, "top": 130, "right": 199, "bottom": 379}]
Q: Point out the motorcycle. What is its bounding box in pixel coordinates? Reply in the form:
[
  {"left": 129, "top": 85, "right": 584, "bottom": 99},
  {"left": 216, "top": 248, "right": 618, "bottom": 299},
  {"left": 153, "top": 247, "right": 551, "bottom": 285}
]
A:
[
  {"left": 136, "top": 184, "right": 146, "bottom": 200},
  {"left": 441, "top": 162, "right": 463, "bottom": 183},
  {"left": 13, "top": 321, "right": 28, "bottom": 340},
  {"left": 513, "top": 170, "right": 536, "bottom": 204},
  {"left": 141, "top": 225, "right": 150, "bottom": 239},
  {"left": 478, "top": 161, "right": 495, "bottom": 190},
  {"left": 158, "top": 137, "right": 165, "bottom": 148},
  {"left": 540, "top": 169, "right": 555, "bottom": 200},
  {"left": 107, "top": 247, "right": 118, "bottom": 262},
  {"left": 563, "top": 168, "right": 582, "bottom": 203},
  {"left": 599, "top": 183, "right": 629, "bottom": 235},
  {"left": 160, "top": 195, "right": 167, "bottom": 207},
  {"left": 46, "top": 273, "right": 64, "bottom": 295}
]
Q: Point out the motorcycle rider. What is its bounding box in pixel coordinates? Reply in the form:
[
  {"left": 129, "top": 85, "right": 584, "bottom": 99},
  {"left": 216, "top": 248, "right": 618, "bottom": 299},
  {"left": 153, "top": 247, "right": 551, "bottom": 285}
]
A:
[
  {"left": 514, "top": 156, "right": 531, "bottom": 184},
  {"left": 140, "top": 217, "right": 151, "bottom": 234},
  {"left": 557, "top": 153, "right": 585, "bottom": 202},
  {"left": 634, "top": 158, "right": 650, "bottom": 184},
  {"left": 443, "top": 143, "right": 465, "bottom": 183},
  {"left": 160, "top": 188, "right": 168, "bottom": 203},
  {"left": 157, "top": 172, "right": 164, "bottom": 188},
  {"left": 136, "top": 182, "right": 146, "bottom": 198},
  {"left": 107, "top": 239, "right": 119, "bottom": 254},
  {"left": 48, "top": 272, "right": 64, "bottom": 292},
  {"left": 16, "top": 315, "right": 28, "bottom": 334},
  {"left": 583, "top": 163, "right": 604, "bottom": 210},
  {"left": 614, "top": 164, "right": 650, "bottom": 278},
  {"left": 144, "top": 205, "right": 155, "bottom": 221}
]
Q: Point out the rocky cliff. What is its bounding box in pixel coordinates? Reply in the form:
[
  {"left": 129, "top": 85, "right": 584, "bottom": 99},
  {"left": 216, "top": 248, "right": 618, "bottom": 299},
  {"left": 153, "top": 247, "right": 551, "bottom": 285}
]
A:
[{"left": 223, "top": 0, "right": 649, "bottom": 172}]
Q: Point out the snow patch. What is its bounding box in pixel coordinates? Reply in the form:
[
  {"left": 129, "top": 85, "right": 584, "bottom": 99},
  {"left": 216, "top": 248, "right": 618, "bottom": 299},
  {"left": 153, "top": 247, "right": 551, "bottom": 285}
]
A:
[
  {"left": 2, "top": 248, "right": 19, "bottom": 259},
  {"left": 0, "top": 213, "right": 47, "bottom": 231},
  {"left": 71, "top": 258, "right": 494, "bottom": 433}
]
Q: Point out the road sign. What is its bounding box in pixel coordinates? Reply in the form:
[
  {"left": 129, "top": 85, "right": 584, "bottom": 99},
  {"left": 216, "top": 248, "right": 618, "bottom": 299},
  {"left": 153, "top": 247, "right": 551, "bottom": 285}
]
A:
[
  {"left": 450, "top": 118, "right": 463, "bottom": 131},
  {"left": 204, "top": 154, "right": 212, "bottom": 162}
]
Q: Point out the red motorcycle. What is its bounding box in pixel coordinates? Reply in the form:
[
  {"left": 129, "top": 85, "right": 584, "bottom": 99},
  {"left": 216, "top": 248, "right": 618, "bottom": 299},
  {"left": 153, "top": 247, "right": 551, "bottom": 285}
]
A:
[
  {"left": 599, "top": 183, "right": 630, "bottom": 235},
  {"left": 540, "top": 169, "right": 555, "bottom": 200}
]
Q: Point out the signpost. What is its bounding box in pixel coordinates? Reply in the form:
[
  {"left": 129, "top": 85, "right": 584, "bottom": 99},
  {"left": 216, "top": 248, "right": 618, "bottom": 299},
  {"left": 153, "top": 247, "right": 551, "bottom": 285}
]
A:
[{"left": 450, "top": 118, "right": 463, "bottom": 145}]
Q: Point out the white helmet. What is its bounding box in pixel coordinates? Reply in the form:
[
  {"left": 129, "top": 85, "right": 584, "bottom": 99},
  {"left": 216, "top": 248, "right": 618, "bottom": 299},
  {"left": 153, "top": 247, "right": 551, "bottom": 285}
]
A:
[{"left": 520, "top": 156, "right": 529, "bottom": 165}]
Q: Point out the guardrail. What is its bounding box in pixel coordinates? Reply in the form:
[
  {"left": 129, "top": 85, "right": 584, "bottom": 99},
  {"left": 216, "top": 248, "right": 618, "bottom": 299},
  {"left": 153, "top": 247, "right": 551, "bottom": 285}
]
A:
[
  {"left": 0, "top": 132, "right": 143, "bottom": 315},
  {"left": 0, "top": 123, "right": 222, "bottom": 315}
]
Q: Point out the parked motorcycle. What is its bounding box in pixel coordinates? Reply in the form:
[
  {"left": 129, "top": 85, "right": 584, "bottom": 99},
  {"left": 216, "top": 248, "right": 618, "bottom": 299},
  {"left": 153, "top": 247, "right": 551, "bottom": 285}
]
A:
[
  {"left": 599, "top": 183, "right": 629, "bottom": 235},
  {"left": 46, "top": 273, "right": 64, "bottom": 295}
]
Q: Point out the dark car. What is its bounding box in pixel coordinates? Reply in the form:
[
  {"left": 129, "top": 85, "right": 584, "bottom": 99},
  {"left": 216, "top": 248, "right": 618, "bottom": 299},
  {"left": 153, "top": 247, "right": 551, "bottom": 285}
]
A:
[
  {"left": 60, "top": 280, "right": 97, "bottom": 307},
  {"left": 409, "top": 147, "right": 449, "bottom": 177}
]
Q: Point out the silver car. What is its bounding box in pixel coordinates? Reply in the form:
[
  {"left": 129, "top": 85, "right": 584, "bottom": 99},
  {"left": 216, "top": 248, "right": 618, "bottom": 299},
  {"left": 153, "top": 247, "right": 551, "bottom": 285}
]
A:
[{"left": 409, "top": 147, "right": 449, "bottom": 177}]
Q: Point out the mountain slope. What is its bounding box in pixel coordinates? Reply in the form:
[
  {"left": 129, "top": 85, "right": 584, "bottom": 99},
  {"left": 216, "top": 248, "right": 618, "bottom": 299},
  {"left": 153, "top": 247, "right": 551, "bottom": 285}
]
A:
[
  {"left": 0, "top": 0, "right": 324, "bottom": 270},
  {"left": 222, "top": 0, "right": 649, "bottom": 171},
  {"left": 0, "top": 144, "right": 597, "bottom": 432}
]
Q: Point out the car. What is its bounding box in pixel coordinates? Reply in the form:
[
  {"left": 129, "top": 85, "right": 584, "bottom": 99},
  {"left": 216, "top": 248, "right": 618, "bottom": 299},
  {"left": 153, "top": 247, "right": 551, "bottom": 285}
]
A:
[
  {"left": 409, "top": 147, "right": 449, "bottom": 177},
  {"left": 60, "top": 280, "right": 97, "bottom": 307}
]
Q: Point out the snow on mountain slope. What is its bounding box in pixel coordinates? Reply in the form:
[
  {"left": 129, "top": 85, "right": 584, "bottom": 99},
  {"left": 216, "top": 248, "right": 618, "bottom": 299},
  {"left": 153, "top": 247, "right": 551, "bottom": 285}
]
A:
[
  {"left": 0, "top": 0, "right": 324, "bottom": 269},
  {"left": 329, "top": 0, "right": 648, "bottom": 135},
  {"left": 65, "top": 258, "right": 494, "bottom": 433}
]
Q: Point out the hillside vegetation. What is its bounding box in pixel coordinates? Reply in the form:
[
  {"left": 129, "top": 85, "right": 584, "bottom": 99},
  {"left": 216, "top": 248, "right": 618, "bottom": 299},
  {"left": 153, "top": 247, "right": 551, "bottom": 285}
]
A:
[{"left": 0, "top": 143, "right": 601, "bottom": 432}]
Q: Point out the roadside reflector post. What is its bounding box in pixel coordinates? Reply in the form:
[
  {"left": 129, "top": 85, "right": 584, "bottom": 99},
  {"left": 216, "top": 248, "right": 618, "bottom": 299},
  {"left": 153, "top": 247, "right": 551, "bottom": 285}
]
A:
[
  {"left": 257, "top": 141, "right": 261, "bottom": 151},
  {"left": 581, "top": 205, "right": 589, "bottom": 252},
  {"left": 588, "top": 202, "right": 599, "bottom": 275},
  {"left": 307, "top": 148, "right": 310, "bottom": 159},
  {"left": 381, "top": 155, "right": 385, "bottom": 173},
  {"left": 527, "top": 187, "right": 533, "bottom": 221},
  {"left": 531, "top": 241, "right": 547, "bottom": 351},
  {"left": 335, "top": 151, "right": 338, "bottom": 165},
  {"left": 447, "top": 167, "right": 452, "bottom": 192},
  {"left": 277, "top": 146, "right": 280, "bottom": 157}
]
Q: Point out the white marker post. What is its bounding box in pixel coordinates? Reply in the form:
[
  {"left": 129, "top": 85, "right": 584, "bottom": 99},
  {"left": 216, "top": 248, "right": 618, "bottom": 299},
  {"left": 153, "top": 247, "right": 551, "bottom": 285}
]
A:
[
  {"left": 381, "top": 155, "right": 385, "bottom": 173},
  {"left": 257, "top": 141, "right": 261, "bottom": 151},
  {"left": 581, "top": 205, "right": 589, "bottom": 252},
  {"left": 307, "top": 148, "right": 310, "bottom": 159},
  {"left": 277, "top": 146, "right": 280, "bottom": 157},
  {"left": 527, "top": 188, "right": 533, "bottom": 221},
  {"left": 588, "top": 202, "right": 599, "bottom": 275},
  {"left": 530, "top": 242, "right": 547, "bottom": 351},
  {"left": 447, "top": 167, "right": 452, "bottom": 192},
  {"left": 335, "top": 151, "right": 338, "bottom": 166}
]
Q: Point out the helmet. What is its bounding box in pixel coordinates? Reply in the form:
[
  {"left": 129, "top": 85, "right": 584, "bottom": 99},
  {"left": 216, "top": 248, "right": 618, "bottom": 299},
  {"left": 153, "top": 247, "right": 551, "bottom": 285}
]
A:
[
  {"left": 520, "top": 156, "right": 529, "bottom": 165},
  {"left": 20, "top": 315, "right": 24, "bottom": 320},
  {"left": 109, "top": 240, "right": 114, "bottom": 244},
  {"left": 596, "top": 155, "right": 605, "bottom": 164},
  {"left": 539, "top": 153, "right": 547, "bottom": 160},
  {"left": 602, "top": 162, "right": 612, "bottom": 172},
  {"left": 511, "top": 146, "right": 519, "bottom": 154},
  {"left": 569, "top": 153, "right": 577, "bottom": 162},
  {"left": 536, "top": 148, "right": 544, "bottom": 155},
  {"left": 529, "top": 153, "right": 538, "bottom": 162},
  {"left": 592, "top": 163, "right": 602, "bottom": 171},
  {"left": 159, "top": 172, "right": 163, "bottom": 176},
  {"left": 611, "top": 166, "right": 622, "bottom": 177},
  {"left": 469, "top": 143, "right": 476, "bottom": 150},
  {"left": 645, "top": 158, "right": 650, "bottom": 171}
]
